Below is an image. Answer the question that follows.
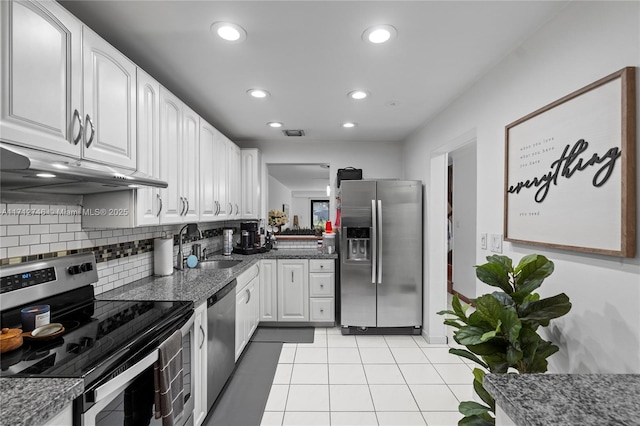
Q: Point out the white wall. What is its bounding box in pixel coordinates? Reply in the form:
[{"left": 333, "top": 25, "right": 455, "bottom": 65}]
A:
[
  {"left": 291, "top": 191, "right": 328, "bottom": 229},
  {"left": 268, "top": 175, "right": 292, "bottom": 228},
  {"left": 238, "top": 140, "right": 404, "bottom": 223},
  {"left": 403, "top": 1, "right": 640, "bottom": 373}
]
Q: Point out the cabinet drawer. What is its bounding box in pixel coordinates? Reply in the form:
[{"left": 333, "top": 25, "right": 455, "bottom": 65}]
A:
[
  {"left": 236, "top": 263, "right": 259, "bottom": 292},
  {"left": 309, "top": 273, "right": 334, "bottom": 297},
  {"left": 310, "top": 298, "right": 334, "bottom": 322},
  {"left": 309, "top": 259, "right": 334, "bottom": 272}
]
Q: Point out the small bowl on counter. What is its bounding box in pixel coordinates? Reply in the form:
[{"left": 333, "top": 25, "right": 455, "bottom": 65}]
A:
[{"left": 0, "top": 328, "right": 23, "bottom": 353}]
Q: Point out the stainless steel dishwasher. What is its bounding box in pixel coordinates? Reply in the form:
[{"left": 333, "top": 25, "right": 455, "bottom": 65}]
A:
[{"left": 207, "top": 279, "right": 237, "bottom": 412}]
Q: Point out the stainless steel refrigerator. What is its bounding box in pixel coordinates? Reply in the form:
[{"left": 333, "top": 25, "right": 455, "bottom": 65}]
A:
[{"left": 340, "top": 180, "right": 422, "bottom": 332}]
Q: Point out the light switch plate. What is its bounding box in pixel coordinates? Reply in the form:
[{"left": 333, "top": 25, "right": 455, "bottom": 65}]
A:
[
  {"left": 480, "top": 233, "right": 487, "bottom": 249},
  {"left": 490, "top": 234, "right": 503, "bottom": 253}
]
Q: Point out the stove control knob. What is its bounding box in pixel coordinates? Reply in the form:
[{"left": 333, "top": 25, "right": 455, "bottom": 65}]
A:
[
  {"left": 81, "top": 263, "right": 93, "bottom": 272},
  {"left": 68, "top": 265, "right": 81, "bottom": 275}
]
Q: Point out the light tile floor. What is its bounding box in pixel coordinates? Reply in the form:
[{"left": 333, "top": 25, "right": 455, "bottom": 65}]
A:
[{"left": 260, "top": 327, "right": 478, "bottom": 426}]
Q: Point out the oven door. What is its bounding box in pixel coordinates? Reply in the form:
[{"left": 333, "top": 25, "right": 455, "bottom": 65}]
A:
[{"left": 78, "top": 313, "right": 195, "bottom": 426}]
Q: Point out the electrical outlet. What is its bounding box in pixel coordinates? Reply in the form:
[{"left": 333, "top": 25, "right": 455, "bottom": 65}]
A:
[
  {"left": 490, "top": 234, "right": 503, "bottom": 253},
  {"left": 480, "top": 233, "right": 487, "bottom": 249}
]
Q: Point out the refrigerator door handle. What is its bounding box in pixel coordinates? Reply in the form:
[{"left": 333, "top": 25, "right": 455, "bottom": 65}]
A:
[
  {"left": 371, "top": 199, "right": 377, "bottom": 284},
  {"left": 377, "top": 199, "right": 383, "bottom": 284}
]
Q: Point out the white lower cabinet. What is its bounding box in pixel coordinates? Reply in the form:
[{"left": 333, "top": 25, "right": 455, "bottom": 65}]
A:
[
  {"left": 235, "top": 264, "right": 260, "bottom": 361},
  {"left": 193, "top": 302, "right": 208, "bottom": 426},
  {"left": 309, "top": 259, "right": 335, "bottom": 323},
  {"left": 277, "top": 259, "right": 309, "bottom": 322},
  {"left": 260, "top": 258, "right": 335, "bottom": 324},
  {"left": 259, "top": 259, "right": 278, "bottom": 321}
]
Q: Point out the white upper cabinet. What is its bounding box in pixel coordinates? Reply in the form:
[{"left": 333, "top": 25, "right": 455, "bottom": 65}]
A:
[
  {"left": 199, "top": 119, "right": 217, "bottom": 221},
  {"left": 136, "top": 68, "right": 161, "bottom": 225},
  {"left": 1, "top": 1, "right": 136, "bottom": 169},
  {"left": 0, "top": 0, "right": 82, "bottom": 156},
  {"left": 182, "top": 103, "right": 200, "bottom": 221},
  {"left": 82, "top": 27, "right": 136, "bottom": 169},
  {"left": 159, "top": 87, "right": 183, "bottom": 224},
  {"left": 159, "top": 87, "right": 199, "bottom": 224},
  {"left": 212, "top": 131, "right": 229, "bottom": 219},
  {"left": 241, "top": 148, "right": 262, "bottom": 219},
  {"left": 228, "top": 142, "right": 242, "bottom": 219}
]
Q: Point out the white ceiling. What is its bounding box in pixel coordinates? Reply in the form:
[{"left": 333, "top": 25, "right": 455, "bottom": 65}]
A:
[{"left": 59, "top": 0, "right": 568, "bottom": 146}]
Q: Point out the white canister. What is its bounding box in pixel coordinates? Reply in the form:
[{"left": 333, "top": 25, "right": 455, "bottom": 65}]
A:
[
  {"left": 154, "top": 236, "right": 174, "bottom": 276},
  {"left": 223, "top": 229, "right": 233, "bottom": 255}
]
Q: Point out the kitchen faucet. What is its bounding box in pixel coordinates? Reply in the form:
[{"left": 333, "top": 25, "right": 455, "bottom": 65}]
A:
[{"left": 176, "top": 223, "right": 200, "bottom": 270}]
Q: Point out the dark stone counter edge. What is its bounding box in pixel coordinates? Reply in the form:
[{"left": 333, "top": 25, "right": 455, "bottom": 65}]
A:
[
  {"left": 0, "top": 378, "right": 84, "bottom": 426},
  {"left": 483, "top": 373, "right": 640, "bottom": 426}
]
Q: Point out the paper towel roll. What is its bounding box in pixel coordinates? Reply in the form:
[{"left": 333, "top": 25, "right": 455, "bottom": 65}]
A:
[{"left": 154, "top": 237, "right": 174, "bottom": 276}]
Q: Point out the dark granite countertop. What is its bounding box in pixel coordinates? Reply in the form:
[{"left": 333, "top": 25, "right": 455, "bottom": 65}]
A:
[
  {"left": 0, "top": 378, "right": 83, "bottom": 426},
  {"left": 483, "top": 373, "right": 640, "bottom": 426},
  {"left": 98, "top": 250, "right": 338, "bottom": 306}
]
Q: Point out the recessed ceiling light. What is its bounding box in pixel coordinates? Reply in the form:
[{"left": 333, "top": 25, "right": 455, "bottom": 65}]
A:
[
  {"left": 267, "top": 122, "right": 283, "bottom": 128},
  {"left": 342, "top": 122, "right": 357, "bottom": 128},
  {"left": 210, "top": 22, "right": 247, "bottom": 43},
  {"left": 247, "top": 89, "right": 270, "bottom": 98},
  {"left": 36, "top": 173, "right": 56, "bottom": 178},
  {"left": 362, "top": 24, "right": 397, "bottom": 44},
  {"left": 348, "top": 90, "right": 369, "bottom": 100}
]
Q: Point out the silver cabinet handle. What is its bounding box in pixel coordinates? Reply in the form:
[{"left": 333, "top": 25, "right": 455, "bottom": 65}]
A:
[
  {"left": 320, "top": 284, "right": 324, "bottom": 288},
  {"left": 72, "top": 109, "right": 83, "bottom": 145},
  {"left": 291, "top": 271, "right": 294, "bottom": 282},
  {"left": 84, "top": 114, "right": 95, "bottom": 148},
  {"left": 185, "top": 198, "right": 190, "bottom": 215},
  {"left": 214, "top": 201, "right": 220, "bottom": 216},
  {"left": 199, "top": 324, "right": 205, "bottom": 349},
  {"left": 246, "top": 288, "right": 251, "bottom": 303},
  {"left": 235, "top": 203, "right": 239, "bottom": 215},
  {"left": 157, "top": 194, "right": 163, "bottom": 217},
  {"left": 320, "top": 308, "right": 324, "bottom": 313},
  {"left": 180, "top": 197, "right": 186, "bottom": 216},
  {"left": 229, "top": 203, "right": 233, "bottom": 214}
]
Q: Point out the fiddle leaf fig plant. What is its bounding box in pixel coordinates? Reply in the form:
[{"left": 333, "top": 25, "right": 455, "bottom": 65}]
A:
[{"left": 438, "top": 254, "right": 572, "bottom": 425}]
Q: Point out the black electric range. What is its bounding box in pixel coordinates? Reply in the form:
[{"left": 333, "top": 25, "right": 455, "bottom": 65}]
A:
[{"left": 0, "top": 253, "right": 192, "bottom": 390}]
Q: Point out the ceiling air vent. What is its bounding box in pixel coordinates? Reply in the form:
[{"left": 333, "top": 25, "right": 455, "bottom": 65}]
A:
[{"left": 283, "top": 129, "right": 305, "bottom": 137}]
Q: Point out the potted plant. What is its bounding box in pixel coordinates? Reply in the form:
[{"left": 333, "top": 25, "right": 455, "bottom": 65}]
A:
[{"left": 438, "top": 254, "right": 572, "bottom": 425}]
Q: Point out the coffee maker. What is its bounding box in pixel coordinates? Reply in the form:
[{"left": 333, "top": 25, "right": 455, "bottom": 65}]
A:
[{"left": 240, "top": 221, "right": 259, "bottom": 249}]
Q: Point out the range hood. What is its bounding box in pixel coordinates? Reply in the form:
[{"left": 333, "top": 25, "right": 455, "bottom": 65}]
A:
[{"left": 1, "top": 143, "right": 168, "bottom": 195}]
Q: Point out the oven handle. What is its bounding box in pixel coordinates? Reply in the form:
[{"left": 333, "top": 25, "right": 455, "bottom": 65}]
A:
[
  {"left": 94, "top": 349, "right": 158, "bottom": 402},
  {"left": 93, "top": 312, "right": 194, "bottom": 402}
]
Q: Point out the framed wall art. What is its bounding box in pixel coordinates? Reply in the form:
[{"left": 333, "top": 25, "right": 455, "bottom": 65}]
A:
[{"left": 504, "top": 67, "right": 636, "bottom": 257}]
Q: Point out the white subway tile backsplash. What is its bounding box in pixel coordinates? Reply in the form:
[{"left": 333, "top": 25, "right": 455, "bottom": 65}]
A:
[
  {"left": 0, "top": 248, "right": 6, "bottom": 259},
  {"left": 0, "top": 226, "right": 6, "bottom": 237},
  {"left": 40, "top": 215, "right": 59, "bottom": 224},
  {"left": 58, "top": 232, "right": 75, "bottom": 242},
  {"left": 67, "top": 240, "right": 82, "bottom": 250},
  {"left": 19, "top": 215, "right": 40, "bottom": 225},
  {"left": 50, "top": 242, "right": 67, "bottom": 252},
  {"left": 0, "top": 215, "right": 19, "bottom": 225},
  {"left": 0, "top": 236, "right": 18, "bottom": 247},
  {"left": 7, "top": 225, "right": 30, "bottom": 236},
  {"left": 50, "top": 224, "right": 67, "bottom": 233},
  {"left": 30, "top": 244, "right": 50, "bottom": 255},
  {"left": 30, "top": 224, "right": 50, "bottom": 234},
  {"left": 19, "top": 235, "right": 40, "bottom": 245},
  {"left": 41, "top": 234, "right": 59, "bottom": 243},
  {"left": 67, "top": 223, "right": 82, "bottom": 232},
  {"left": 8, "top": 246, "right": 29, "bottom": 257}
]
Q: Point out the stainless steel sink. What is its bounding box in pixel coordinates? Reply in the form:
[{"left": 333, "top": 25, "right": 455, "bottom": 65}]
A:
[{"left": 197, "top": 259, "right": 242, "bottom": 269}]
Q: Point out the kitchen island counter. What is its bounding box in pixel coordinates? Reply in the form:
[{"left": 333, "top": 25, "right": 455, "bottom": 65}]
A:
[
  {"left": 0, "top": 378, "right": 83, "bottom": 426},
  {"left": 484, "top": 373, "right": 640, "bottom": 426},
  {"left": 98, "top": 250, "right": 338, "bottom": 305}
]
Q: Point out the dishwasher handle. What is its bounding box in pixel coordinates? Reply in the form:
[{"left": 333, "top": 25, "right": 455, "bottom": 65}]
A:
[{"left": 208, "top": 279, "right": 237, "bottom": 308}]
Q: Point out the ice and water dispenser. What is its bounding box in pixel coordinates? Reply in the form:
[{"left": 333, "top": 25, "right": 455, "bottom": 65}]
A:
[{"left": 345, "top": 227, "right": 370, "bottom": 261}]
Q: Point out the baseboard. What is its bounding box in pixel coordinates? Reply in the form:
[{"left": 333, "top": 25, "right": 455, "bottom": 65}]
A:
[{"left": 422, "top": 329, "right": 448, "bottom": 345}]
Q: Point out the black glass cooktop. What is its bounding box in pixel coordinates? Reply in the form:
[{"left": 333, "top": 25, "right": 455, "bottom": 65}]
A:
[{"left": 0, "top": 286, "right": 192, "bottom": 387}]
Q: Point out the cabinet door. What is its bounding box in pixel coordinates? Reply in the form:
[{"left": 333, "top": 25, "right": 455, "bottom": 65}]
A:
[
  {"left": 199, "top": 119, "right": 216, "bottom": 221},
  {"left": 247, "top": 277, "right": 260, "bottom": 339},
  {"left": 213, "top": 132, "right": 229, "bottom": 219},
  {"left": 0, "top": 0, "right": 82, "bottom": 157},
  {"left": 235, "top": 289, "right": 247, "bottom": 362},
  {"left": 278, "top": 260, "right": 309, "bottom": 322},
  {"left": 260, "top": 260, "right": 278, "bottom": 321},
  {"left": 159, "top": 87, "right": 182, "bottom": 224},
  {"left": 82, "top": 27, "right": 136, "bottom": 168},
  {"left": 136, "top": 69, "right": 161, "bottom": 225},
  {"left": 241, "top": 149, "right": 262, "bottom": 219},
  {"left": 228, "top": 142, "right": 241, "bottom": 219},
  {"left": 193, "top": 303, "right": 208, "bottom": 426},
  {"left": 181, "top": 104, "right": 199, "bottom": 221}
]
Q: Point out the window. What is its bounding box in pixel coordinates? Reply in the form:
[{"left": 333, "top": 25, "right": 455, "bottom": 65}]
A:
[{"left": 310, "top": 199, "right": 329, "bottom": 229}]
